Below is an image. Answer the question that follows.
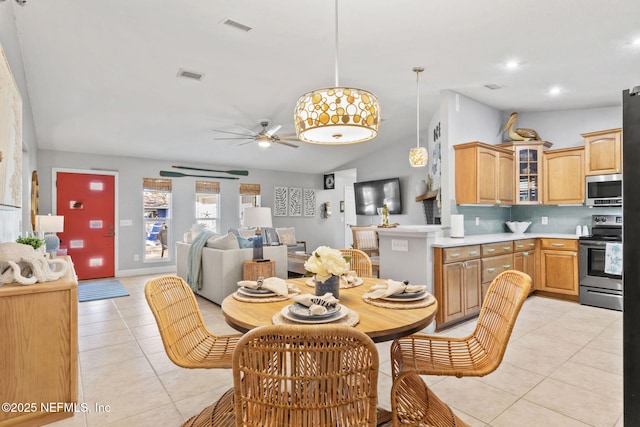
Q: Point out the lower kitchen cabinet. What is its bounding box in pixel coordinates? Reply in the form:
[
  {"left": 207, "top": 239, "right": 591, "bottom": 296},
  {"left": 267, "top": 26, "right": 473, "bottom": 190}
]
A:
[
  {"left": 539, "top": 238, "right": 579, "bottom": 298},
  {"left": 513, "top": 239, "right": 537, "bottom": 292},
  {"left": 434, "top": 246, "right": 481, "bottom": 330}
]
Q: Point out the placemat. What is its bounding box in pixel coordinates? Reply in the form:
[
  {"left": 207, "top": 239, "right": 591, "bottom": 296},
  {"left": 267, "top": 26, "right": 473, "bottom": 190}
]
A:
[
  {"left": 362, "top": 293, "right": 436, "bottom": 309},
  {"left": 272, "top": 309, "right": 360, "bottom": 326},
  {"left": 232, "top": 291, "right": 291, "bottom": 303}
]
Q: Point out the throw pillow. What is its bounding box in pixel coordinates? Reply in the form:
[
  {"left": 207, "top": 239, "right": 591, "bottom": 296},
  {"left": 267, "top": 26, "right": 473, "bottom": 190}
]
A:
[
  {"left": 206, "top": 232, "right": 240, "bottom": 250},
  {"left": 238, "top": 228, "right": 256, "bottom": 239},
  {"left": 237, "top": 236, "right": 256, "bottom": 249},
  {"left": 276, "top": 227, "right": 297, "bottom": 246}
]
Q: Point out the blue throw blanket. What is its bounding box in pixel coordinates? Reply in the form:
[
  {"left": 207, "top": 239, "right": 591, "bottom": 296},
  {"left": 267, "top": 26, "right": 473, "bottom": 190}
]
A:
[{"left": 187, "top": 230, "right": 217, "bottom": 291}]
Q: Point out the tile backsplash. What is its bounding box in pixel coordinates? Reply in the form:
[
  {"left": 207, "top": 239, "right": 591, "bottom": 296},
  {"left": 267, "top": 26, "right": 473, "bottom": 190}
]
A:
[{"left": 451, "top": 203, "right": 622, "bottom": 236}]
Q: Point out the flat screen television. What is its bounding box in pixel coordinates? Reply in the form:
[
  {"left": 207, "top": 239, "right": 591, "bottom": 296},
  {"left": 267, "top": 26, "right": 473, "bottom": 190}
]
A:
[{"left": 354, "top": 177, "right": 402, "bottom": 215}]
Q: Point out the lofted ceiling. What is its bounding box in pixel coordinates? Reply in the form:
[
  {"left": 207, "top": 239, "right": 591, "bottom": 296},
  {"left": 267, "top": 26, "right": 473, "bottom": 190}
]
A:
[{"left": 8, "top": 0, "right": 640, "bottom": 173}]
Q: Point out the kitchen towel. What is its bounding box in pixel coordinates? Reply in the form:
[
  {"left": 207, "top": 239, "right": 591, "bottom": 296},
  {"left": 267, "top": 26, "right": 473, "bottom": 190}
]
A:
[
  {"left": 604, "top": 242, "right": 623, "bottom": 276},
  {"left": 451, "top": 214, "right": 464, "bottom": 238}
]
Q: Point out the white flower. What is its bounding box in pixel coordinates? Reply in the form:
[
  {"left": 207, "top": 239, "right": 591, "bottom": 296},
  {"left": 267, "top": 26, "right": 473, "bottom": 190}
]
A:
[{"left": 304, "top": 246, "right": 349, "bottom": 283}]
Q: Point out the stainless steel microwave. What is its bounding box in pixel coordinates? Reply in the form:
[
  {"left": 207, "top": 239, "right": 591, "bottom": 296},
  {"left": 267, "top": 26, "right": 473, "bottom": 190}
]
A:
[{"left": 585, "top": 174, "right": 622, "bottom": 206}]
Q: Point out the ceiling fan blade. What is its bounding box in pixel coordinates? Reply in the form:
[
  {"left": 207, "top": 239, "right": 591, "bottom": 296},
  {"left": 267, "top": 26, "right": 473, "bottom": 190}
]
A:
[
  {"left": 214, "top": 137, "right": 255, "bottom": 141},
  {"left": 212, "top": 129, "right": 256, "bottom": 137},
  {"left": 237, "top": 140, "right": 256, "bottom": 146},
  {"left": 276, "top": 140, "right": 299, "bottom": 148},
  {"left": 159, "top": 171, "right": 239, "bottom": 180},
  {"left": 172, "top": 166, "right": 249, "bottom": 176},
  {"left": 277, "top": 133, "right": 298, "bottom": 137},
  {"left": 235, "top": 123, "right": 260, "bottom": 135},
  {"left": 266, "top": 124, "right": 282, "bottom": 136}
]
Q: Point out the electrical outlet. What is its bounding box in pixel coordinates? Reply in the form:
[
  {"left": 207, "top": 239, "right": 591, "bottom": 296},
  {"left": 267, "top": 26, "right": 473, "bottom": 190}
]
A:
[
  {"left": 134, "top": 254, "right": 140, "bottom": 261},
  {"left": 391, "top": 239, "right": 409, "bottom": 252},
  {"left": 475, "top": 217, "right": 480, "bottom": 226},
  {"left": 541, "top": 216, "right": 548, "bottom": 225}
]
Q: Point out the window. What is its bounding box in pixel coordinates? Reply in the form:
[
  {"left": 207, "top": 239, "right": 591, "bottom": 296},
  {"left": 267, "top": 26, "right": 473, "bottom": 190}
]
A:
[
  {"left": 239, "top": 183, "right": 261, "bottom": 225},
  {"left": 196, "top": 180, "right": 220, "bottom": 232},
  {"left": 143, "top": 178, "right": 171, "bottom": 261}
]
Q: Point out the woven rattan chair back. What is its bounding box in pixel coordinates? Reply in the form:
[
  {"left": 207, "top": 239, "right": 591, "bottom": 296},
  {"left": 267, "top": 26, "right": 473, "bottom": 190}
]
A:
[
  {"left": 183, "top": 324, "right": 379, "bottom": 427},
  {"left": 391, "top": 270, "right": 531, "bottom": 380},
  {"left": 350, "top": 226, "right": 379, "bottom": 257},
  {"left": 340, "top": 248, "right": 373, "bottom": 277},
  {"left": 145, "top": 275, "right": 241, "bottom": 369}
]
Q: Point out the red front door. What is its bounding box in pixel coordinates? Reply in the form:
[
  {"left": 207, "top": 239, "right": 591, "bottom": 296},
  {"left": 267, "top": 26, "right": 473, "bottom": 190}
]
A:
[{"left": 56, "top": 172, "right": 115, "bottom": 280}]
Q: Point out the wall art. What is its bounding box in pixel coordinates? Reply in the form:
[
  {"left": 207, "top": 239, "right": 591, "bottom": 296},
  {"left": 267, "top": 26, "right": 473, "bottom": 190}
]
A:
[
  {"left": 303, "top": 189, "right": 316, "bottom": 217},
  {"left": 273, "top": 186, "right": 288, "bottom": 216},
  {"left": 0, "top": 42, "right": 23, "bottom": 208},
  {"left": 289, "top": 187, "right": 302, "bottom": 216}
]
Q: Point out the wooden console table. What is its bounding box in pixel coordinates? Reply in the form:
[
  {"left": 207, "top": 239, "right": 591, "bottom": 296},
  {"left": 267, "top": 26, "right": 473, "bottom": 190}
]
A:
[
  {"left": 243, "top": 259, "right": 275, "bottom": 280},
  {"left": 0, "top": 256, "right": 78, "bottom": 426}
]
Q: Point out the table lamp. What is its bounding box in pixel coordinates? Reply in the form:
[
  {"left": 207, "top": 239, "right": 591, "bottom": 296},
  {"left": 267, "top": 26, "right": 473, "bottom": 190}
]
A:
[
  {"left": 243, "top": 207, "right": 272, "bottom": 261},
  {"left": 36, "top": 214, "right": 64, "bottom": 256}
]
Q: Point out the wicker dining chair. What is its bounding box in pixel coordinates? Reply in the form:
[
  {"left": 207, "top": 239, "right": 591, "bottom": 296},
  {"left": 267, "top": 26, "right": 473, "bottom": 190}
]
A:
[
  {"left": 391, "top": 270, "right": 532, "bottom": 381},
  {"left": 390, "top": 374, "right": 469, "bottom": 427},
  {"left": 340, "top": 248, "right": 373, "bottom": 278},
  {"left": 144, "top": 275, "right": 241, "bottom": 369},
  {"left": 182, "top": 324, "right": 380, "bottom": 427}
]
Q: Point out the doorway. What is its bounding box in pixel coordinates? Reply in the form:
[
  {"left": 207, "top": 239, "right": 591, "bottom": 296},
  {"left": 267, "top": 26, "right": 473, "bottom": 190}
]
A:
[{"left": 54, "top": 170, "right": 117, "bottom": 280}]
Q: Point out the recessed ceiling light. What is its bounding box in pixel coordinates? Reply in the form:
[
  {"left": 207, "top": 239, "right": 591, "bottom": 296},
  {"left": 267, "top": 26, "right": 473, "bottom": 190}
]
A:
[
  {"left": 505, "top": 61, "right": 519, "bottom": 69},
  {"left": 549, "top": 86, "right": 562, "bottom": 96}
]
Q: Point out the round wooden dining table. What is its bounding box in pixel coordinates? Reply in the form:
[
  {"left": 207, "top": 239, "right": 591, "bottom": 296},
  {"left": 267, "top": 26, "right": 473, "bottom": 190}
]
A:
[{"left": 221, "top": 277, "right": 438, "bottom": 343}]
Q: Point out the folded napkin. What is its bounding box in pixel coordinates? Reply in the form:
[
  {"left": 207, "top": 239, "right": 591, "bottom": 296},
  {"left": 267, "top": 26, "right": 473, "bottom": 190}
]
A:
[
  {"left": 363, "top": 279, "right": 426, "bottom": 300},
  {"left": 340, "top": 272, "right": 358, "bottom": 286},
  {"left": 292, "top": 292, "right": 339, "bottom": 307},
  {"left": 238, "top": 277, "right": 289, "bottom": 296}
]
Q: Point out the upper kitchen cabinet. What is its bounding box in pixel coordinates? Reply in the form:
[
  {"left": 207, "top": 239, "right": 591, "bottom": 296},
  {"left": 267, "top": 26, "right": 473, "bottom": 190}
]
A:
[
  {"left": 499, "top": 141, "right": 552, "bottom": 205},
  {"left": 583, "top": 128, "right": 622, "bottom": 175},
  {"left": 542, "top": 146, "right": 585, "bottom": 205},
  {"left": 454, "top": 142, "right": 514, "bottom": 205}
]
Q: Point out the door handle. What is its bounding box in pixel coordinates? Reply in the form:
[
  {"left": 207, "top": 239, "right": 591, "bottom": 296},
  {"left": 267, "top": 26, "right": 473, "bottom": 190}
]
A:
[
  {"left": 468, "top": 251, "right": 479, "bottom": 256},
  {"left": 106, "top": 232, "right": 115, "bottom": 237},
  {"left": 487, "top": 248, "right": 495, "bottom": 253},
  {"left": 551, "top": 243, "right": 565, "bottom": 247},
  {"left": 450, "top": 253, "right": 460, "bottom": 258},
  {"left": 487, "top": 267, "right": 495, "bottom": 273},
  {"left": 503, "top": 264, "right": 511, "bottom": 269}
]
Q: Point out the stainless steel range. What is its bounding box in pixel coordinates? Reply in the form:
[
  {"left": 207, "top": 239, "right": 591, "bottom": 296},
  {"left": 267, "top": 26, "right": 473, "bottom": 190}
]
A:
[{"left": 579, "top": 214, "right": 623, "bottom": 311}]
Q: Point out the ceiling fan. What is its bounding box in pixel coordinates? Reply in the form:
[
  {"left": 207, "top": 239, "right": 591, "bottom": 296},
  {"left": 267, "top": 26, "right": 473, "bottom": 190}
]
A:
[{"left": 213, "top": 120, "right": 300, "bottom": 148}]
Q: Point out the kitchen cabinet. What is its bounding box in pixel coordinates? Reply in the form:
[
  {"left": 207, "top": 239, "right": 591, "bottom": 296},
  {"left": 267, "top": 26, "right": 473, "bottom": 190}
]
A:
[
  {"left": 0, "top": 257, "right": 78, "bottom": 427},
  {"left": 539, "top": 238, "right": 579, "bottom": 298},
  {"left": 542, "top": 147, "right": 585, "bottom": 205},
  {"left": 583, "top": 128, "right": 622, "bottom": 175},
  {"left": 499, "top": 141, "right": 552, "bottom": 205},
  {"left": 480, "top": 242, "right": 513, "bottom": 301},
  {"left": 513, "top": 239, "right": 537, "bottom": 292},
  {"left": 434, "top": 245, "right": 482, "bottom": 329},
  {"left": 454, "top": 142, "right": 514, "bottom": 205}
]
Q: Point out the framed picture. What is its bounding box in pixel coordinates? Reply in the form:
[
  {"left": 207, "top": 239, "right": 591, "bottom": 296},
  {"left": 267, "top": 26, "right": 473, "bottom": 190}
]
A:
[
  {"left": 289, "top": 187, "right": 302, "bottom": 216},
  {"left": 324, "top": 173, "right": 335, "bottom": 190},
  {"left": 273, "top": 186, "right": 288, "bottom": 216},
  {"left": 0, "top": 43, "right": 23, "bottom": 208},
  {"left": 340, "top": 200, "right": 345, "bottom": 212},
  {"left": 303, "top": 189, "right": 316, "bottom": 217}
]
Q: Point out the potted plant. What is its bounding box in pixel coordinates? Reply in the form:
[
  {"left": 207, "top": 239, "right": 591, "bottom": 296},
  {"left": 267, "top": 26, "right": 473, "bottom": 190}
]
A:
[{"left": 15, "top": 235, "right": 46, "bottom": 251}]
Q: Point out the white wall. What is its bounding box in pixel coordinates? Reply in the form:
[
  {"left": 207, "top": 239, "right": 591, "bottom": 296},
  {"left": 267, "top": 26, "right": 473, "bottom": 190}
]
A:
[{"left": 0, "top": 2, "right": 39, "bottom": 241}]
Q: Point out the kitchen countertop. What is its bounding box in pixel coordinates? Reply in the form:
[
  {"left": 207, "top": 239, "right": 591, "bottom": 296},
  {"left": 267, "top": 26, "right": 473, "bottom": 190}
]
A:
[{"left": 432, "top": 233, "right": 580, "bottom": 248}]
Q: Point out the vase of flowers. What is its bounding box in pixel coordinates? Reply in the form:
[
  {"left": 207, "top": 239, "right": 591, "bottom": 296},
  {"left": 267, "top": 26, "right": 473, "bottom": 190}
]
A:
[{"left": 304, "top": 246, "right": 349, "bottom": 299}]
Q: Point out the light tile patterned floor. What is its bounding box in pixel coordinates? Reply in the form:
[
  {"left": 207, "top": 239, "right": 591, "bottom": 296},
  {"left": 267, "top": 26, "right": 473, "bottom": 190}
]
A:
[{"left": 49, "top": 274, "right": 623, "bottom": 427}]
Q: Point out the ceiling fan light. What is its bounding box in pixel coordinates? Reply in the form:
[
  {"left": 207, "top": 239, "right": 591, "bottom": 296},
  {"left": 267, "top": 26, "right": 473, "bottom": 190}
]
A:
[
  {"left": 409, "top": 146, "right": 428, "bottom": 167},
  {"left": 294, "top": 87, "right": 380, "bottom": 145},
  {"left": 256, "top": 136, "right": 272, "bottom": 148}
]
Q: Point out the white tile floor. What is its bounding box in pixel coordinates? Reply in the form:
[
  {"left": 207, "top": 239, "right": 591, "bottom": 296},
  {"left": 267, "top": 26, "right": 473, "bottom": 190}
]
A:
[{"left": 49, "top": 274, "right": 623, "bottom": 427}]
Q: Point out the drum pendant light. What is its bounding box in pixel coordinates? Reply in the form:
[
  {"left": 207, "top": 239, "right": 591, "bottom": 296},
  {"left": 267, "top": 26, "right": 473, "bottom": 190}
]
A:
[
  {"left": 294, "top": 0, "right": 380, "bottom": 145},
  {"left": 409, "top": 66, "right": 428, "bottom": 167}
]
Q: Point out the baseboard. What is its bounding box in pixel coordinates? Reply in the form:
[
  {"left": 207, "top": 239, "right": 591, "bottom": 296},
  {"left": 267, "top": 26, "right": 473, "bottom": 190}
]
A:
[{"left": 116, "top": 265, "right": 176, "bottom": 277}]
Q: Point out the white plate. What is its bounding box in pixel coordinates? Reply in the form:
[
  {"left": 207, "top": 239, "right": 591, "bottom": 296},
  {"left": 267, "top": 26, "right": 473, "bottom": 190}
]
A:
[
  {"left": 288, "top": 302, "right": 341, "bottom": 319},
  {"left": 381, "top": 291, "right": 428, "bottom": 302},
  {"left": 280, "top": 304, "right": 349, "bottom": 324},
  {"left": 238, "top": 288, "right": 277, "bottom": 298}
]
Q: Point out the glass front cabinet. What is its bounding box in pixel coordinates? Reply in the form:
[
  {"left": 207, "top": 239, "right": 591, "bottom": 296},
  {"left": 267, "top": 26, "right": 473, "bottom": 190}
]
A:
[{"left": 499, "top": 141, "right": 552, "bottom": 205}]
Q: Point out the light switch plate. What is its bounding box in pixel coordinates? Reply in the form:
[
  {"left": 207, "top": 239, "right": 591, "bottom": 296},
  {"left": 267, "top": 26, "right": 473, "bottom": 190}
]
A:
[
  {"left": 391, "top": 239, "right": 409, "bottom": 252},
  {"left": 120, "top": 219, "right": 133, "bottom": 226}
]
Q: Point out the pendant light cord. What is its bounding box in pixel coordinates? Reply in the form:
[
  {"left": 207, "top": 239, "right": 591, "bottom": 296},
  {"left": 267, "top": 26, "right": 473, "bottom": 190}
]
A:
[
  {"left": 414, "top": 67, "right": 424, "bottom": 148},
  {"left": 334, "top": 0, "right": 339, "bottom": 87}
]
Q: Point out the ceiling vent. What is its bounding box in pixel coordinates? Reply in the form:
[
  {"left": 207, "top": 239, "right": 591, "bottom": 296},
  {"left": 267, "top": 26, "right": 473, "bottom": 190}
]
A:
[
  {"left": 177, "top": 69, "right": 204, "bottom": 81},
  {"left": 222, "top": 19, "right": 252, "bottom": 32},
  {"left": 484, "top": 83, "right": 504, "bottom": 90}
]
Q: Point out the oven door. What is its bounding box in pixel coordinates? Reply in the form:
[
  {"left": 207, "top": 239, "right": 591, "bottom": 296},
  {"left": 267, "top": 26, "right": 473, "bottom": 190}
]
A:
[{"left": 578, "top": 240, "right": 623, "bottom": 291}]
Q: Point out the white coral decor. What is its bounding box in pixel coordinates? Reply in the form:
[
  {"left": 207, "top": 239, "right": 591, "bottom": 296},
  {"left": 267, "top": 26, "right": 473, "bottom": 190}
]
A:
[{"left": 304, "top": 246, "right": 348, "bottom": 283}]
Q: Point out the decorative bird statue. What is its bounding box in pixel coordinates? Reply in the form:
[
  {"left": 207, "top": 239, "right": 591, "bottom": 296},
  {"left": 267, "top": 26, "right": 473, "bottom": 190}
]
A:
[{"left": 502, "top": 112, "right": 541, "bottom": 141}]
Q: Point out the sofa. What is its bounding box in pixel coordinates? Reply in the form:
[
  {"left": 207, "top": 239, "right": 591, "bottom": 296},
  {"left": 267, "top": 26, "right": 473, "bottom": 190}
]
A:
[{"left": 176, "top": 241, "right": 287, "bottom": 305}]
